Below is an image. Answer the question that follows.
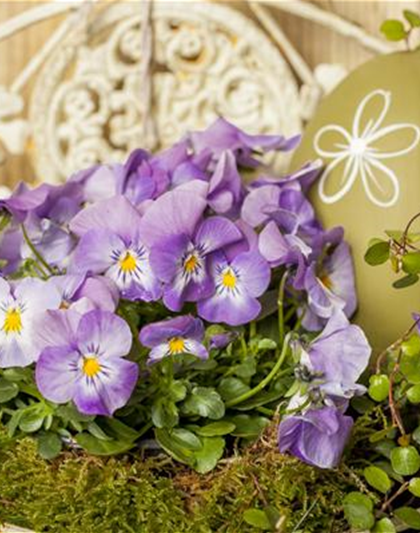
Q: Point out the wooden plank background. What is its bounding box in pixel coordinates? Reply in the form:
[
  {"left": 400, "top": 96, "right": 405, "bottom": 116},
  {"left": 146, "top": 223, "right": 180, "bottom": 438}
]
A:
[{"left": 0, "top": 0, "right": 419, "bottom": 188}]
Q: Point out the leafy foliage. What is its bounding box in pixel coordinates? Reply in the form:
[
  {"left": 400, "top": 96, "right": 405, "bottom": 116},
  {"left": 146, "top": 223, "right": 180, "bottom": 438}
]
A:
[{"left": 380, "top": 10, "right": 420, "bottom": 46}]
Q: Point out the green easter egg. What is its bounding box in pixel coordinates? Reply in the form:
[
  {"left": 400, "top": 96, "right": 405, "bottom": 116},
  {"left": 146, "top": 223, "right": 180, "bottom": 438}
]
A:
[{"left": 292, "top": 49, "right": 420, "bottom": 352}]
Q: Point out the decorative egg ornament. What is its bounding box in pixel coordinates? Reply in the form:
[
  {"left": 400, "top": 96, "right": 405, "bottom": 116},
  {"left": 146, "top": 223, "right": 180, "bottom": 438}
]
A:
[{"left": 291, "top": 49, "right": 420, "bottom": 351}]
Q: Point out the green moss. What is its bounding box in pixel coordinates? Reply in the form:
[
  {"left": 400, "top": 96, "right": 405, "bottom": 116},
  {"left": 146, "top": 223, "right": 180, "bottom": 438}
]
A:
[{"left": 0, "top": 429, "right": 358, "bottom": 533}]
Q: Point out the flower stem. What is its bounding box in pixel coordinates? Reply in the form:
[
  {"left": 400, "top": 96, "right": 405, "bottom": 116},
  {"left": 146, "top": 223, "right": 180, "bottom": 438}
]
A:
[
  {"left": 278, "top": 270, "right": 289, "bottom": 346},
  {"left": 226, "top": 332, "right": 291, "bottom": 408},
  {"left": 21, "top": 223, "right": 55, "bottom": 277}
]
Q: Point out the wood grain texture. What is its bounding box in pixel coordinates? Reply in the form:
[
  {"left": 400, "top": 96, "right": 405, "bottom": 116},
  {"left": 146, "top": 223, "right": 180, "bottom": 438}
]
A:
[{"left": 0, "top": 0, "right": 418, "bottom": 187}]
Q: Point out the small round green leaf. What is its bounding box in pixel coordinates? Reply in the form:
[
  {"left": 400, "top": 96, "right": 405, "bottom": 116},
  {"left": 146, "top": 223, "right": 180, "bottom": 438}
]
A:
[
  {"left": 403, "top": 252, "right": 420, "bottom": 274},
  {"left": 343, "top": 492, "right": 374, "bottom": 531},
  {"left": 401, "top": 353, "right": 420, "bottom": 384},
  {"left": 373, "top": 517, "right": 396, "bottom": 533},
  {"left": 364, "top": 241, "right": 390, "bottom": 266},
  {"left": 394, "top": 507, "right": 420, "bottom": 530},
  {"left": 390, "top": 446, "right": 420, "bottom": 476},
  {"left": 402, "top": 334, "right": 420, "bottom": 357},
  {"left": 363, "top": 466, "right": 392, "bottom": 493},
  {"left": 368, "top": 375, "right": 389, "bottom": 402},
  {"left": 409, "top": 478, "right": 420, "bottom": 497},
  {"left": 37, "top": 432, "right": 62, "bottom": 460},
  {"left": 380, "top": 19, "right": 408, "bottom": 41},
  {"left": 243, "top": 509, "right": 272, "bottom": 530},
  {"left": 407, "top": 384, "right": 420, "bottom": 404}
]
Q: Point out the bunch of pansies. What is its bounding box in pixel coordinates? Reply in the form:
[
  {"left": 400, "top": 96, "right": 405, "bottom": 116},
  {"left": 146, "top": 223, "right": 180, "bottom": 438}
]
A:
[{"left": 0, "top": 119, "right": 370, "bottom": 471}]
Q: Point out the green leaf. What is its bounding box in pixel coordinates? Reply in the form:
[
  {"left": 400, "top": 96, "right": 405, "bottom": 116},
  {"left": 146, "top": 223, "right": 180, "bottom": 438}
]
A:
[
  {"left": 380, "top": 19, "right": 408, "bottom": 41},
  {"left": 409, "top": 478, "right": 420, "bottom": 497},
  {"left": 368, "top": 374, "right": 390, "bottom": 402},
  {"left": 407, "top": 384, "right": 420, "bottom": 404},
  {"left": 37, "top": 432, "right": 62, "bottom": 460},
  {"left": 169, "top": 381, "right": 187, "bottom": 402},
  {"left": 7, "top": 410, "right": 23, "bottom": 438},
  {"left": 233, "top": 355, "right": 257, "bottom": 378},
  {"left": 390, "top": 446, "right": 420, "bottom": 476},
  {"left": 154, "top": 428, "right": 194, "bottom": 465},
  {"left": 182, "top": 387, "right": 225, "bottom": 420},
  {"left": 402, "top": 252, "right": 420, "bottom": 274},
  {"left": 194, "top": 421, "right": 236, "bottom": 437},
  {"left": 99, "top": 418, "right": 140, "bottom": 442},
  {"left": 171, "top": 428, "right": 202, "bottom": 451},
  {"left": 243, "top": 509, "right": 273, "bottom": 530},
  {"left": 2, "top": 368, "right": 31, "bottom": 383},
  {"left": 19, "top": 409, "right": 45, "bottom": 433},
  {"left": 401, "top": 353, "right": 420, "bottom": 384},
  {"left": 257, "top": 338, "right": 277, "bottom": 351},
  {"left": 75, "top": 433, "right": 135, "bottom": 455},
  {"left": 87, "top": 422, "right": 113, "bottom": 441},
  {"left": 229, "top": 414, "right": 270, "bottom": 437},
  {"left": 372, "top": 517, "right": 396, "bottom": 533},
  {"left": 343, "top": 492, "right": 375, "bottom": 531},
  {"left": 0, "top": 378, "right": 19, "bottom": 403},
  {"left": 393, "top": 273, "right": 419, "bottom": 289},
  {"left": 413, "top": 426, "right": 420, "bottom": 446},
  {"left": 394, "top": 507, "right": 420, "bottom": 530},
  {"left": 364, "top": 240, "right": 390, "bottom": 265},
  {"left": 402, "top": 334, "right": 420, "bottom": 356},
  {"left": 152, "top": 398, "right": 179, "bottom": 429},
  {"left": 404, "top": 10, "right": 420, "bottom": 28},
  {"left": 192, "top": 436, "right": 225, "bottom": 474},
  {"left": 218, "top": 377, "right": 250, "bottom": 401},
  {"left": 363, "top": 466, "right": 392, "bottom": 493}
]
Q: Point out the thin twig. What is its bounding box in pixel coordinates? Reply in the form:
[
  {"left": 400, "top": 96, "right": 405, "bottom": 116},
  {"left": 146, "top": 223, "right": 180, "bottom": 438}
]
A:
[
  {"left": 375, "top": 317, "right": 420, "bottom": 373},
  {"left": 388, "top": 350, "right": 405, "bottom": 436},
  {"left": 380, "top": 481, "right": 409, "bottom": 513}
]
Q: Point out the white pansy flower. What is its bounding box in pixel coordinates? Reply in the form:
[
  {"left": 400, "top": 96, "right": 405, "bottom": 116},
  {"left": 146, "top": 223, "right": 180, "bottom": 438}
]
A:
[{"left": 314, "top": 89, "right": 420, "bottom": 208}]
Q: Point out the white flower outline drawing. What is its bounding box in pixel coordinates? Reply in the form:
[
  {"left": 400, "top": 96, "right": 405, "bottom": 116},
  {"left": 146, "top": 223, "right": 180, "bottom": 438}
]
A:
[{"left": 314, "top": 89, "right": 420, "bottom": 208}]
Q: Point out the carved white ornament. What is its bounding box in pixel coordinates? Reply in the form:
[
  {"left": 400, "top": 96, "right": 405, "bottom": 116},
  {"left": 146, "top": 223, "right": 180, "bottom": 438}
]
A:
[
  {"left": 29, "top": 2, "right": 301, "bottom": 183},
  {"left": 314, "top": 89, "right": 420, "bottom": 208}
]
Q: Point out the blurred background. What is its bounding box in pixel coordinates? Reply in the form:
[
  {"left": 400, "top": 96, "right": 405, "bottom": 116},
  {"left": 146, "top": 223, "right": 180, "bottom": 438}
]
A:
[{"left": 0, "top": 0, "right": 418, "bottom": 190}]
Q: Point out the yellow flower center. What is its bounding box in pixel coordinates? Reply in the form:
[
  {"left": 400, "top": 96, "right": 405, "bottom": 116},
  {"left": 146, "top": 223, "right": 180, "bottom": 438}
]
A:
[
  {"left": 168, "top": 337, "right": 185, "bottom": 355},
  {"left": 320, "top": 274, "right": 333, "bottom": 291},
  {"left": 3, "top": 308, "right": 22, "bottom": 334},
  {"left": 184, "top": 254, "right": 199, "bottom": 273},
  {"left": 222, "top": 269, "right": 236, "bottom": 289},
  {"left": 119, "top": 251, "right": 137, "bottom": 273},
  {"left": 82, "top": 357, "right": 101, "bottom": 377}
]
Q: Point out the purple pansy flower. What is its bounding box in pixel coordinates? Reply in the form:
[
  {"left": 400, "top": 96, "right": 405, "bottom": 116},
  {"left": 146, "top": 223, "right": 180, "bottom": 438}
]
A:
[
  {"left": 140, "top": 188, "right": 242, "bottom": 311},
  {"left": 51, "top": 274, "right": 119, "bottom": 312},
  {"left": 297, "top": 311, "right": 371, "bottom": 399},
  {"left": 189, "top": 118, "right": 300, "bottom": 167},
  {"left": 0, "top": 278, "right": 61, "bottom": 367},
  {"left": 206, "top": 151, "right": 244, "bottom": 216},
  {"left": 302, "top": 242, "right": 357, "bottom": 331},
  {"left": 36, "top": 309, "right": 138, "bottom": 416},
  {"left": 198, "top": 251, "right": 271, "bottom": 326},
  {"left": 139, "top": 315, "right": 208, "bottom": 363},
  {"left": 70, "top": 196, "right": 161, "bottom": 302},
  {"left": 278, "top": 406, "right": 353, "bottom": 469}
]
